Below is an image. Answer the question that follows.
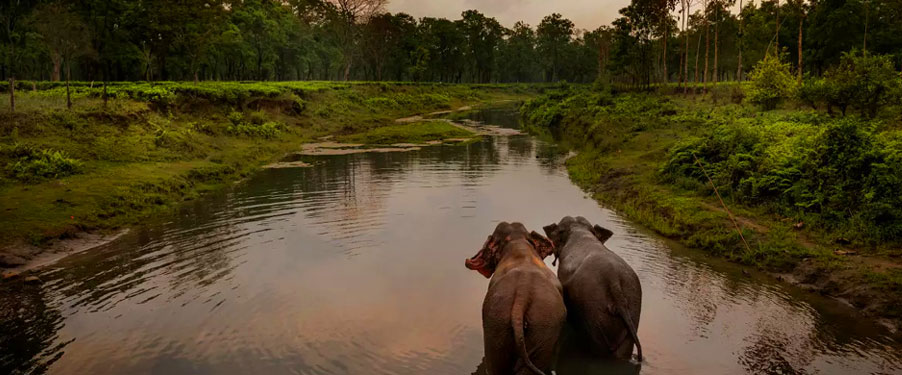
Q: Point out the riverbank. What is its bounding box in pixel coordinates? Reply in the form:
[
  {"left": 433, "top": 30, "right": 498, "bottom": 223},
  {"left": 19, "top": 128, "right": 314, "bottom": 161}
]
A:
[
  {"left": 0, "top": 82, "right": 539, "bottom": 270},
  {"left": 520, "top": 86, "right": 902, "bottom": 329}
]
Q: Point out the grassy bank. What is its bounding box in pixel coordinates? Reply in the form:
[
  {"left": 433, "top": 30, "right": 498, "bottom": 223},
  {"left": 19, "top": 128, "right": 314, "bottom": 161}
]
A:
[
  {"left": 520, "top": 86, "right": 902, "bottom": 325},
  {"left": 0, "top": 82, "right": 539, "bottom": 265}
]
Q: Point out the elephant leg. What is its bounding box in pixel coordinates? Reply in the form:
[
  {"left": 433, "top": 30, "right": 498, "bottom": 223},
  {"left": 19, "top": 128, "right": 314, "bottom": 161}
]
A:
[
  {"left": 613, "top": 337, "right": 637, "bottom": 360},
  {"left": 484, "top": 323, "right": 514, "bottom": 375}
]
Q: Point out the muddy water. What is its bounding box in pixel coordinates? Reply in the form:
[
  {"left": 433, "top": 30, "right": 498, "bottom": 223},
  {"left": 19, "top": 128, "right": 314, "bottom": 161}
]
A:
[{"left": 2, "top": 107, "right": 901, "bottom": 375}]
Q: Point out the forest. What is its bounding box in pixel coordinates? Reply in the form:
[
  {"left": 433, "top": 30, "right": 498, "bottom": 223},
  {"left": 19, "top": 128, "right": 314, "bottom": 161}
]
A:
[{"left": 1, "top": 0, "right": 900, "bottom": 86}]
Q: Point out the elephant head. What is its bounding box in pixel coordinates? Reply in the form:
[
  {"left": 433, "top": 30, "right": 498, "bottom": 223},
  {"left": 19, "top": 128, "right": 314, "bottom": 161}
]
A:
[
  {"left": 465, "top": 222, "right": 554, "bottom": 278},
  {"left": 543, "top": 216, "right": 613, "bottom": 258}
]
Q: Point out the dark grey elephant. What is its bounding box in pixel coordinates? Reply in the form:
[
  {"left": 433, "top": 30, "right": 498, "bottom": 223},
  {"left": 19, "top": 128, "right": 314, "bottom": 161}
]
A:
[
  {"left": 465, "top": 222, "right": 566, "bottom": 375},
  {"left": 543, "top": 216, "right": 643, "bottom": 361}
]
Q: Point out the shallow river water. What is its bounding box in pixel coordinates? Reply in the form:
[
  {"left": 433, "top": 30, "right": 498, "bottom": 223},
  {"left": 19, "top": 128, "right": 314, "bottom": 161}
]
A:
[{"left": 2, "top": 107, "right": 901, "bottom": 375}]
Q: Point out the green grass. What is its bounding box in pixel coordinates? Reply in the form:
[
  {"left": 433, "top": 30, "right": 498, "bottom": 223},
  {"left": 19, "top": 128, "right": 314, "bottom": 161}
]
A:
[{"left": 336, "top": 121, "right": 476, "bottom": 144}]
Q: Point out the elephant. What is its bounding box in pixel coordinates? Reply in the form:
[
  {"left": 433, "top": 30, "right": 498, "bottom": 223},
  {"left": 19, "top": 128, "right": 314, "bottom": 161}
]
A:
[
  {"left": 465, "top": 222, "right": 567, "bottom": 375},
  {"left": 543, "top": 216, "right": 643, "bottom": 362}
]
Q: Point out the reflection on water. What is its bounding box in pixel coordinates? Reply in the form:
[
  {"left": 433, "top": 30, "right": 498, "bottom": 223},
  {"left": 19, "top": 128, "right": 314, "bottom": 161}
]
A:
[{"left": 1, "top": 108, "right": 900, "bottom": 375}]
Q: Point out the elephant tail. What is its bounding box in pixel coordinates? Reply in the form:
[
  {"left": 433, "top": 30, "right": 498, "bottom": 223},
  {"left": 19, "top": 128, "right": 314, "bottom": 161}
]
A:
[
  {"left": 511, "top": 291, "right": 547, "bottom": 375},
  {"left": 616, "top": 304, "right": 643, "bottom": 362}
]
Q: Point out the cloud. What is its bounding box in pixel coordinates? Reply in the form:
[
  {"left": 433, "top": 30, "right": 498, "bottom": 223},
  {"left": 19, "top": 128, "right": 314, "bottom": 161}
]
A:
[{"left": 386, "top": 0, "right": 630, "bottom": 30}]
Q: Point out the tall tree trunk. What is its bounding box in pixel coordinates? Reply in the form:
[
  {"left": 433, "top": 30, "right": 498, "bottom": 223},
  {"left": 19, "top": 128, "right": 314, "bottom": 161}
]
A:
[
  {"left": 194, "top": 70, "right": 199, "bottom": 86},
  {"left": 51, "top": 52, "right": 62, "bottom": 82},
  {"left": 598, "top": 39, "right": 606, "bottom": 80},
  {"left": 695, "top": 23, "right": 703, "bottom": 92},
  {"left": 103, "top": 63, "right": 109, "bottom": 109},
  {"left": 8, "top": 77, "right": 14, "bottom": 112},
  {"left": 343, "top": 60, "right": 352, "bottom": 81},
  {"left": 663, "top": 24, "right": 669, "bottom": 83},
  {"left": 737, "top": 0, "right": 744, "bottom": 81},
  {"left": 713, "top": 3, "right": 719, "bottom": 86},
  {"left": 798, "top": 14, "right": 804, "bottom": 82},
  {"left": 775, "top": 0, "right": 780, "bottom": 50},
  {"left": 66, "top": 59, "right": 72, "bottom": 109},
  {"left": 863, "top": 0, "right": 869, "bottom": 51},
  {"left": 703, "top": 0, "right": 710, "bottom": 90},
  {"left": 684, "top": 0, "right": 691, "bottom": 94}
]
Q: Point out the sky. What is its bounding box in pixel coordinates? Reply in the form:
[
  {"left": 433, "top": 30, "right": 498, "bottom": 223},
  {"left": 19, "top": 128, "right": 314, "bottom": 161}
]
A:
[{"left": 385, "top": 0, "right": 632, "bottom": 31}]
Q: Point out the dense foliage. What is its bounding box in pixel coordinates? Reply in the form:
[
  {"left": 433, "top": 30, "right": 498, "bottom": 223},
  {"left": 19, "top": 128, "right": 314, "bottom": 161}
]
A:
[
  {"left": 1, "top": 143, "right": 82, "bottom": 183},
  {"left": 2, "top": 0, "right": 901, "bottom": 87},
  {"left": 663, "top": 116, "right": 902, "bottom": 243},
  {"left": 798, "top": 51, "right": 902, "bottom": 118},
  {"left": 522, "top": 83, "right": 902, "bottom": 246}
]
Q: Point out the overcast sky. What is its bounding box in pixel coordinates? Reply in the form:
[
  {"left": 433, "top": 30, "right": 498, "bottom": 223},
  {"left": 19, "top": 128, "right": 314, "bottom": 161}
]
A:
[{"left": 385, "top": 0, "right": 632, "bottom": 30}]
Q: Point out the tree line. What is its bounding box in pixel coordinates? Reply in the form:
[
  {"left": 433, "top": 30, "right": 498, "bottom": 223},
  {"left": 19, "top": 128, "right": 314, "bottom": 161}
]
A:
[{"left": 1, "top": 0, "right": 900, "bottom": 87}]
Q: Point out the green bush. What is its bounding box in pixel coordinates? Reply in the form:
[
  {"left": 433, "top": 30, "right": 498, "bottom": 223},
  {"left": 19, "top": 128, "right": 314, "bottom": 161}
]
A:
[
  {"left": 662, "top": 116, "right": 902, "bottom": 243},
  {"left": 225, "top": 113, "right": 285, "bottom": 139},
  {"left": 797, "top": 75, "right": 827, "bottom": 110},
  {"left": 747, "top": 54, "right": 797, "bottom": 110},
  {"left": 823, "top": 50, "right": 901, "bottom": 118},
  {"left": 3, "top": 144, "right": 83, "bottom": 182}
]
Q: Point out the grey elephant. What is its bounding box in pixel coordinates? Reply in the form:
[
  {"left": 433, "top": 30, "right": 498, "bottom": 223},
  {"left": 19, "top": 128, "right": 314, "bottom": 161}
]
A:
[
  {"left": 543, "top": 216, "right": 643, "bottom": 361},
  {"left": 465, "top": 222, "right": 566, "bottom": 375}
]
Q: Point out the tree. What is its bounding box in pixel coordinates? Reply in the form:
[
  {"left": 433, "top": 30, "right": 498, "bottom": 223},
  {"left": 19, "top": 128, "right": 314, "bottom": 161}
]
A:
[
  {"left": 787, "top": 0, "right": 808, "bottom": 81},
  {"left": 174, "top": 0, "right": 226, "bottom": 84},
  {"left": 702, "top": 0, "right": 710, "bottom": 88},
  {"left": 418, "top": 17, "right": 465, "bottom": 82},
  {"left": 682, "top": 0, "right": 694, "bottom": 93},
  {"left": 361, "top": 12, "right": 412, "bottom": 80},
  {"left": 325, "top": 0, "right": 388, "bottom": 80},
  {"left": 634, "top": 0, "right": 678, "bottom": 82},
  {"left": 824, "top": 50, "right": 901, "bottom": 118},
  {"left": 30, "top": 3, "right": 92, "bottom": 109},
  {"left": 710, "top": 0, "right": 737, "bottom": 85},
  {"left": 537, "top": 14, "right": 574, "bottom": 82},
  {"left": 498, "top": 22, "right": 541, "bottom": 82},
  {"left": 611, "top": 5, "right": 657, "bottom": 88},
  {"left": 458, "top": 10, "right": 504, "bottom": 83},
  {"left": 80, "top": 0, "right": 140, "bottom": 106},
  {"left": 1, "top": 0, "right": 39, "bottom": 111},
  {"left": 737, "top": 0, "right": 745, "bottom": 81}
]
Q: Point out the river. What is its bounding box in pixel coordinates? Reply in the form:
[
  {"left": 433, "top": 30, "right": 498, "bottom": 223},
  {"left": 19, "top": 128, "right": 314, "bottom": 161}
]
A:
[{"left": 1, "top": 106, "right": 900, "bottom": 375}]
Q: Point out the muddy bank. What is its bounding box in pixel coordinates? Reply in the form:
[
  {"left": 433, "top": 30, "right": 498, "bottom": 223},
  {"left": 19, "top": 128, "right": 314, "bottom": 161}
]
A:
[{"left": 1, "top": 229, "right": 129, "bottom": 277}]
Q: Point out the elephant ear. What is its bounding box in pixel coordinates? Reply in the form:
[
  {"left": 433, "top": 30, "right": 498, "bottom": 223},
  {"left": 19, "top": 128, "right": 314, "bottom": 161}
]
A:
[
  {"left": 529, "top": 231, "right": 555, "bottom": 259},
  {"left": 591, "top": 224, "right": 614, "bottom": 244},
  {"left": 542, "top": 223, "right": 561, "bottom": 245}
]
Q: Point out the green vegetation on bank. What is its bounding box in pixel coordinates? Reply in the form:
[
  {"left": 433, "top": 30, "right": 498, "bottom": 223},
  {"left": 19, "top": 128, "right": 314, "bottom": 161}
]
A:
[
  {"left": 520, "top": 80, "right": 902, "bottom": 320},
  {"left": 0, "top": 82, "right": 537, "bottom": 253}
]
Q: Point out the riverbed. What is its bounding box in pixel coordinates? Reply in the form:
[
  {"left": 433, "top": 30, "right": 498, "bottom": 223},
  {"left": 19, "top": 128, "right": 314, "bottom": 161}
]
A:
[{"left": 1, "top": 107, "right": 900, "bottom": 375}]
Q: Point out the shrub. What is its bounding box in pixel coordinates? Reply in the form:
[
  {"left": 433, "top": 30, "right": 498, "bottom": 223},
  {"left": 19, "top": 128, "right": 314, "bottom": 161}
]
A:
[
  {"left": 797, "top": 75, "right": 827, "bottom": 110},
  {"left": 3, "top": 144, "right": 82, "bottom": 182},
  {"left": 747, "top": 54, "right": 797, "bottom": 110},
  {"left": 226, "top": 119, "right": 284, "bottom": 139},
  {"left": 823, "top": 50, "right": 901, "bottom": 118},
  {"left": 662, "top": 116, "right": 902, "bottom": 243}
]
